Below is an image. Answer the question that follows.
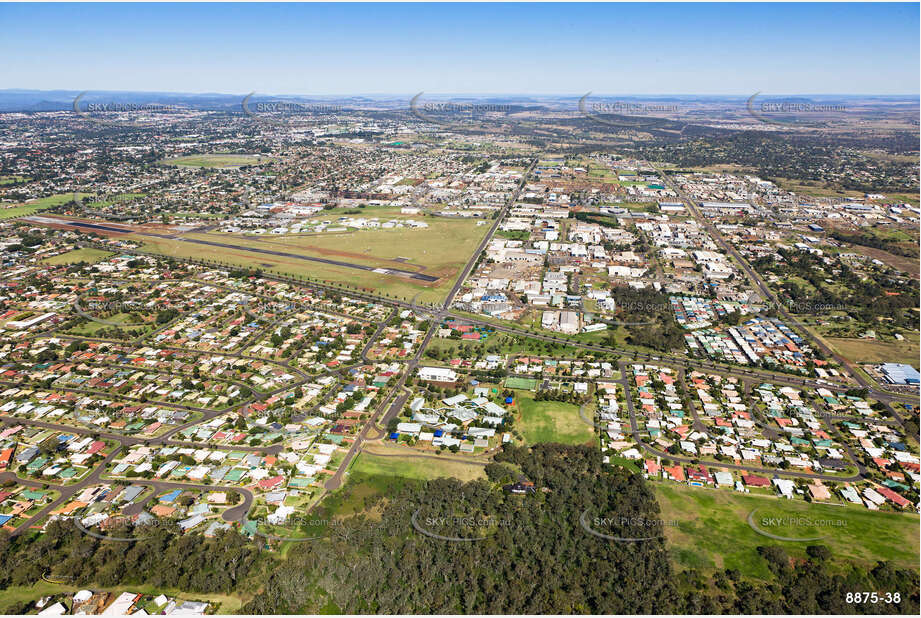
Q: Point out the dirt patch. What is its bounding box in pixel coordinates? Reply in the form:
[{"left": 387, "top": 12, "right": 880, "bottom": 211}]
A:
[
  {"left": 23, "top": 215, "right": 186, "bottom": 239},
  {"left": 851, "top": 245, "right": 919, "bottom": 279},
  {"left": 424, "top": 266, "right": 456, "bottom": 279},
  {"left": 489, "top": 262, "right": 538, "bottom": 280}
]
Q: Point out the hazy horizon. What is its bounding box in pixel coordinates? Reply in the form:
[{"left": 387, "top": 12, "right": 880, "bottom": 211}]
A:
[{"left": 3, "top": 89, "right": 920, "bottom": 97}]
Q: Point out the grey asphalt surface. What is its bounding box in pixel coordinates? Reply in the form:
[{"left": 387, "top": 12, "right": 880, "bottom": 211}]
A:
[
  {"left": 652, "top": 165, "right": 881, "bottom": 392},
  {"left": 322, "top": 159, "right": 536, "bottom": 491},
  {"left": 8, "top": 156, "right": 916, "bottom": 541},
  {"left": 30, "top": 216, "right": 439, "bottom": 282},
  {"left": 615, "top": 361, "right": 866, "bottom": 482}
]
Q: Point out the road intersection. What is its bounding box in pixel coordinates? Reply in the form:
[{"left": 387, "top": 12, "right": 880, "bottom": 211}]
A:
[{"left": 3, "top": 156, "right": 916, "bottom": 542}]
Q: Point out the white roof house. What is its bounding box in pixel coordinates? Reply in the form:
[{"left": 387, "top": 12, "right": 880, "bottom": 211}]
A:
[
  {"left": 420, "top": 366, "right": 458, "bottom": 383},
  {"left": 396, "top": 422, "right": 422, "bottom": 435},
  {"left": 773, "top": 478, "right": 796, "bottom": 498}
]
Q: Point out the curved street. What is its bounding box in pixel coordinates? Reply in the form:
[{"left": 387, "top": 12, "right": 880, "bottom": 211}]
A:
[{"left": 2, "top": 155, "right": 915, "bottom": 545}]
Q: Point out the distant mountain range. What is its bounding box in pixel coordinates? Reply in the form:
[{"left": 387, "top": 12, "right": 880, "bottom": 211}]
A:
[{"left": 0, "top": 89, "right": 915, "bottom": 113}]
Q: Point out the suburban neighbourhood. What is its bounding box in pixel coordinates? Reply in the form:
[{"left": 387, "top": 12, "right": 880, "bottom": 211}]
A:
[{"left": 0, "top": 3, "right": 918, "bottom": 613}]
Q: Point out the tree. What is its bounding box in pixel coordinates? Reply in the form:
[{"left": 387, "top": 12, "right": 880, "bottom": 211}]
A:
[{"left": 806, "top": 545, "right": 832, "bottom": 561}]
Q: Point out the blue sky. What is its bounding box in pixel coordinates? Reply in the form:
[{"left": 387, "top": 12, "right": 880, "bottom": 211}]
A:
[{"left": 1, "top": 2, "right": 918, "bottom": 95}]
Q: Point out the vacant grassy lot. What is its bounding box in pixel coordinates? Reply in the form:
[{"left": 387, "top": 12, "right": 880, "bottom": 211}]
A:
[
  {"left": 158, "top": 153, "right": 270, "bottom": 168},
  {"left": 773, "top": 177, "right": 920, "bottom": 206},
  {"left": 351, "top": 448, "right": 486, "bottom": 483},
  {"left": 515, "top": 391, "right": 594, "bottom": 446},
  {"left": 312, "top": 205, "right": 410, "bottom": 218},
  {"left": 851, "top": 244, "right": 920, "bottom": 278},
  {"left": 826, "top": 334, "right": 920, "bottom": 366},
  {"left": 321, "top": 470, "right": 410, "bottom": 518},
  {"left": 654, "top": 482, "right": 919, "bottom": 579},
  {"left": 588, "top": 167, "right": 619, "bottom": 181},
  {"left": 0, "top": 193, "right": 86, "bottom": 219},
  {"left": 323, "top": 448, "right": 486, "bottom": 518},
  {"left": 43, "top": 248, "right": 114, "bottom": 265},
  {"left": 223, "top": 217, "right": 484, "bottom": 277}
]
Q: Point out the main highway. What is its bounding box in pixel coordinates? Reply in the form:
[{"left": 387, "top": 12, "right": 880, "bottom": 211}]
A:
[
  {"left": 5, "top": 156, "right": 915, "bottom": 541},
  {"left": 650, "top": 163, "right": 879, "bottom": 392}
]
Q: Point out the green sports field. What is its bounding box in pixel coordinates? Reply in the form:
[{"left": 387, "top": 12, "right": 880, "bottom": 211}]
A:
[
  {"left": 43, "top": 248, "right": 114, "bottom": 265},
  {"left": 515, "top": 391, "right": 595, "bottom": 445},
  {"left": 504, "top": 377, "right": 538, "bottom": 390},
  {"left": 0, "top": 193, "right": 87, "bottom": 219}
]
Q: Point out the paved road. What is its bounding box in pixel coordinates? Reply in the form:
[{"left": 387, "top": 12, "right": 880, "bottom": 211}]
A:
[
  {"left": 0, "top": 415, "right": 280, "bottom": 454},
  {"left": 615, "top": 361, "right": 866, "bottom": 482},
  {"left": 1, "top": 295, "right": 397, "bottom": 536},
  {"left": 0, "top": 378, "right": 238, "bottom": 417},
  {"left": 652, "top": 164, "right": 885, "bottom": 394},
  {"left": 442, "top": 313, "right": 918, "bottom": 405},
  {"left": 8, "top": 156, "right": 915, "bottom": 539},
  {"left": 171, "top": 236, "right": 439, "bottom": 282},
  {"left": 320, "top": 162, "right": 536, "bottom": 491},
  {"left": 1, "top": 426, "right": 258, "bottom": 538},
  {"left": 360, "top": 307, "right": 397, "bottom": 364},
  {"left": 3, "top": 443, "right": 123, "bottom": 537},
  {"left": 440, "top": 159, "right": 537, "bottom": 311},
  {"left": 68, "top": 235, "right": 919, "bottom": 407},
  {"left": 323, "top": 367, "right": 416, "bottom": 491}
]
